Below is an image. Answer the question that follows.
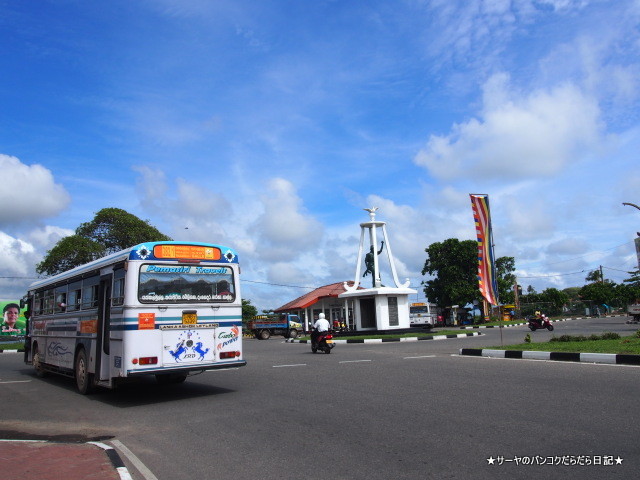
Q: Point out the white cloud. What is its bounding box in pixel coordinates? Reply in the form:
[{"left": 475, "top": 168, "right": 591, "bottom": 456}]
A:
[
  {"left": 0, "top": 154, "right": 70, "bottom": 225},
  {"left": 134, "top": 166, "right": 233, "bottom": 242},
  {"left": 414, "top": 74, "right": 602, "bottom": 181},
  {"left": 27, "top": 225, "right": 74, "bottom": 249},
  {"left": 252, "top": 178, "right": 323, "bottom": 261},
  {"left": 0, "top": 231, "right": 36, "bottom": 275}
]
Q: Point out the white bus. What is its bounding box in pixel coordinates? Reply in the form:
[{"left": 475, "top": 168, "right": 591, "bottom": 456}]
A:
[
  {"left": 23, "top": 241, "right": 246, "bottom": 393},
  {"left": 409, "top": 302, "right": 436, "bottom": 327}
]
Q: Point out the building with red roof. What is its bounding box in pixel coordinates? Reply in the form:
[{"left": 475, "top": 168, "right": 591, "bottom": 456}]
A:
[{"left": 274, "top": 281, "right": 360, "bottom": 330}]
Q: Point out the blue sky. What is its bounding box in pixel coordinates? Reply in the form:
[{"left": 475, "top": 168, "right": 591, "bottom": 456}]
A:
[{"left": 1, "top": 0, "right": 639, "bottom": 310}]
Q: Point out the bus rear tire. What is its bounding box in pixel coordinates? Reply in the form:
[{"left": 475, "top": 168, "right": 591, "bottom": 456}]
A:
[
  {"left": 32, "top": 344, "right": 46, "bottom": 378},
  {"left": 75, "top": 348, "right": 94, "bottom": 395},
  {"left": 156, "top": 373, "right": 187, "bottom": 385}
]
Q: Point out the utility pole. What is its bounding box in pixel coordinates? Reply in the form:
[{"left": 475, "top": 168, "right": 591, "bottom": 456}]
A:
[{"left": 600, "top": 265, "right": 604, "bottom": 283}]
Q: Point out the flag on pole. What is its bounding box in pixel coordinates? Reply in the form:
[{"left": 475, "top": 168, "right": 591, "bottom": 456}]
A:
[{"left": 470, "top": 194, "right": 499, "bottom": 306}]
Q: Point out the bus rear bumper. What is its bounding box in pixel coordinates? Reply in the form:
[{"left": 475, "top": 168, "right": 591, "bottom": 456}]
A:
[{"left": 126, "top": 360, "right": 247, "bottom": 376}]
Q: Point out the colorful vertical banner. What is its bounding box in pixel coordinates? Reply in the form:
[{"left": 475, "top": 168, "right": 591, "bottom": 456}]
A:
[{"left": 470, "top": 194, "right": 499, "bottom": 306}]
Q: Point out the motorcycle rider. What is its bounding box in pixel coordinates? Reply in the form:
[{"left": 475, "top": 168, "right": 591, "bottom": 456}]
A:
[{"left": 312, "top": 312, "right": 330, "bottom": 345}]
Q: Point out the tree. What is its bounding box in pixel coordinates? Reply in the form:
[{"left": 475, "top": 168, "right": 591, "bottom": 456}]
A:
[
  {"left": 495, "top": 256, "right": 516, "bottom": 304},
  {"left": 579, "top": 281, "right": 617, "bottom": 307},
  {"left": 242, "top": 299, "right": 258, "bottom": 321},
  {"left": 539, "top": 288, "right": 569, "bottom": 315},
  {"left": 35, "top": 235, "right": 106, "bottom": 276},
  {"left": 562, "top": 287, "right": 582, "bottom": 301},
  {"left": 37, "top": 208, "right": 172, "bottom": 276},
  {"left": 76, "top": 207, "right": 171, "bottom": 254},
  {"left": 585, "top": 269, "right": 603, "bottom": 283},
  {"left": 421, "top": 239, "right": 479, "bottom": 308}
]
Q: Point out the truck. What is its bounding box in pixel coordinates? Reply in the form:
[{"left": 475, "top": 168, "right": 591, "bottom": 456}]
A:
[
  {"left": 627, "top": 303, "right": 640, "bottom": 324},
  {"left": 247, "top": 314, "right": 304, "bottom": 340}
]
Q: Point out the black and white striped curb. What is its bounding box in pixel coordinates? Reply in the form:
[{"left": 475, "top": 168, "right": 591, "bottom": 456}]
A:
[
  {"left": 459, "top": 348, "right": 640, "bottom": 365},
  {"left": 457, "top": 314, "right": 628, "bottom": 330},
  {"left": 287, "top": 332, "right": 481, "bottom": 344},
  {"left": 90, "top": 441, "right": 133, "bottom": 480}
]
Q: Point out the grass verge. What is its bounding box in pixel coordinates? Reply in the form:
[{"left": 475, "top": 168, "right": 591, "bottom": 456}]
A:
[
  {"left": 492, "top": 332, "right": 640, "bottom": 355},
  {"left": 299, "top": 330, "right": 467, "bottom": 341},
  {"left": 0, "top": 341, "right": 25, "bottom": 351}
]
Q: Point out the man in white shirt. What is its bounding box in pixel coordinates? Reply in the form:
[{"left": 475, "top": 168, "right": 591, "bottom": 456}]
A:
[{"left": 312, "top": 312, "right": 330, "bottom": 344}]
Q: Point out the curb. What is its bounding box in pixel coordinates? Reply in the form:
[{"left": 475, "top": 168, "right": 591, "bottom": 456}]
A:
[
  {"left": 89, "top": 441, "right": 133, "bottom": 480},
  {"left": 459, "top": 348, "right": 640, "bottom": 366},
  {"left": 0, "top": 349, "right": 24, "bottom": 353},
  {"left": 0, "top": 439, "right": 133, "bottom": 480},
  {"left": 287, "top": 332, "right": 481, "bottom": 344},
  {"left": 457, "top": 314, "right": 629, "bottom": 330}
]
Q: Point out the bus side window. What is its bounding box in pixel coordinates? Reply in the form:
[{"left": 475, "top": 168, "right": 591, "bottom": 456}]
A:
[
  {"left": 55, "top": 285, "right": 68, "bottom": 313},
  {"left": 34, "top": 292, "right": 43, "bottom": 316},
  {"left": 112, "top": 269, "right": 125, "bottom": 306},
  {"left": 67, "top": 281, "right": 81, "bottom": 311},
  {"left": 81, "top": 277, "right": 99, "bottom": 309},
  {"left": 43, "top": 289, "right": 55, "bottom": 314}
]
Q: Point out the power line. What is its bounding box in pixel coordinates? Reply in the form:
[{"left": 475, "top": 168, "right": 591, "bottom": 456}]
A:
[
  {"left": 521, "top": 240, "right": 635, "bottom": 268},
  {"left": 241, "top": 279, "right": 317, "bottom": 290},
  {"left": 517, "top": 270, "right": 586, "bottom": 279}
]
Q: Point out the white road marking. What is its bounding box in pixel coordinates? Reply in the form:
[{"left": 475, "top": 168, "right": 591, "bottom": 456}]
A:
[
  {"left": 0, "top": 380, "right": 32, "bottom": 384},
  {"left": 403, "top": 355, "right": 436, "bottom": 359},
  {"left": 111, "top": 439, "right": 159, "bottom": 480},
  {"left": 273, "top": 364, "right": 307, "bottom": 368},
  {"left": 339, "top": 360, "right": 372, "bottom": 364}
]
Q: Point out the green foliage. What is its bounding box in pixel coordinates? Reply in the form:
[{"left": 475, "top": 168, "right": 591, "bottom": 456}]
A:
[
  {"left": 550, "top": 332, "right": 620, "bottom": 342},
  {"left": 36, "top": 235, "right": 106, "bottom": 276},
  {"left": 37, "top": 208, "right": 171, "bottom": 276},
  {"left": 495, "top": 257, "right": 516, "bottom": 303},
  {"left": 524, "top": 333, "right": 531, "bottom": 343},
  {"left": 242, "top": 298, "right": 258, "bottom": 321},
  {"left": 579, "top": 281, "right": 617, "bottom": 307},
  {"left": 540, "top": 288, "right": 569, "bottom": 314},
  {"left": 422, "top": 238, "right": 479, "bottom": 308},
  {"left": 585, "top": 269, "right": 603, "bottom": 283},
  {"left": 76, "top": 207, "right": 171, "bottom": 254}
]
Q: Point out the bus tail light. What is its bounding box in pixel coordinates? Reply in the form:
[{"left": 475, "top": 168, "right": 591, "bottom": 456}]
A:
[
  {"left": 133, "top": 357, "right": 158, "bottom": 365},
  {"left": 219, "top": 351, "right": 240, "bottom": 359}
]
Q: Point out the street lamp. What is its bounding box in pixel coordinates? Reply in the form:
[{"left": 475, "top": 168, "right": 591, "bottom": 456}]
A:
[
  {"left": 623, "top": 202, "right": 640, "bottom": 236},
  {"left": 623, "top": 202, "right": 640, "bottom": 212},
  {"left": 623, "top": 202, "right": 640, "bottom": 270}
]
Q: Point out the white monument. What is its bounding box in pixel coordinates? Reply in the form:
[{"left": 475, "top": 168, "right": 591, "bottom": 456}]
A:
[{"left": 339, "top": 207, "right": 416, "bottom": 331}]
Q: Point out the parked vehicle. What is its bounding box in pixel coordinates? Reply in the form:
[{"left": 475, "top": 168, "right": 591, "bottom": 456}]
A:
[
  {"left": 311, "top": 331, "right": 335, "bottom": 354},
  {"left": 409, "top": 302, "right": 435, "bottom": 328},
  {"left": 627, "top": 304, "right": 640, "bottom": 324},
  {"left": 528, "top": 315, "right": 554, "bottom": 331},
  {"left": 248, "top": 314, "right": 303, "bottom": 340}
]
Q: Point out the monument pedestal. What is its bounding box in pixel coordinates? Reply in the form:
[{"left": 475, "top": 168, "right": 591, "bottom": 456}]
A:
[
  {"left": 339, "top": 207, "right": 416, "bottom": 331},
  {"left": 339, "top": 286, "right": 414, "bottom": 331}
]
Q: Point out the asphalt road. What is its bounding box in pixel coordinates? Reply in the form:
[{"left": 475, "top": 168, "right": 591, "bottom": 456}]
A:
[{"left": 1, "top": 316, "right": 639, "bottom": 480}]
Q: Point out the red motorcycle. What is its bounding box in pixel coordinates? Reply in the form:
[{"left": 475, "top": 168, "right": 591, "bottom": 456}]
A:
[
  {"left": 528, "top": 316, "right": 554, "bottom": 331},
  {"left": 311, "top": 331, "right": 335, "bottom": 354}
]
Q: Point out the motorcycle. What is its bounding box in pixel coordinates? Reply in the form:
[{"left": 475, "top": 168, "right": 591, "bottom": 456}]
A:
[
  {"left": 528, "top": 316, "right": 554, "bottom": 331},
  {"left": 311, "top": 330, "right": 335, "bottom": 354}
]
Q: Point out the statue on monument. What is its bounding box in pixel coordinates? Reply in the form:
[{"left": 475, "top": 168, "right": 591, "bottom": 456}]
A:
[{"left": 363, "top": 241, "right": 384, "bottom": 286}]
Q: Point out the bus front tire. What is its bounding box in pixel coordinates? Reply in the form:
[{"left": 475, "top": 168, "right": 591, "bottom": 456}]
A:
[{"left": 75, "top": 348, "right": 94, "bottom": 395}]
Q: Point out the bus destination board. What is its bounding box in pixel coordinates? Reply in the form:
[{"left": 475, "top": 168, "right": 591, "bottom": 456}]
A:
[{"left": 153, "top": 244, "right": 221, "bottom": 260}]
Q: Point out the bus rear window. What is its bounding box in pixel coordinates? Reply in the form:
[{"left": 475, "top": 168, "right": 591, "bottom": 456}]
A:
[{"left": 138, "top": 264, "right": 235, "bottom": 303}]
